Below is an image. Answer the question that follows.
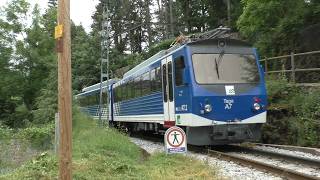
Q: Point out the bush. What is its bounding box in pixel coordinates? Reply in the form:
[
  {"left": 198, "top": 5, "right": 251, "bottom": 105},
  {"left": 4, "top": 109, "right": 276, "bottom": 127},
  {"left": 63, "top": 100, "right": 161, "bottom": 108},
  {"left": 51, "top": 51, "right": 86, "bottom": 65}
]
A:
[
  {"left": 263, "top": 76, "right": 320, "bottom": 147},
  {"left": 1, "top": 152, "right": 58, "bottom": 179},
  {"left": 16, "top": 123, "right": 54, "bottom": 149},
  {"left": 0, "top": 125, "right": 14, "bottom": 140}
]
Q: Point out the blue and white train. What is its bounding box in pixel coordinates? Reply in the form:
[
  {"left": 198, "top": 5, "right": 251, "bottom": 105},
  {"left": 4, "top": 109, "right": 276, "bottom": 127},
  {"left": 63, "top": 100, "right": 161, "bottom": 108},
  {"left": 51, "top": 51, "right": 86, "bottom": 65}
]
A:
[{"left": 77, "top": 33, "right": 267, "bottom": 146}]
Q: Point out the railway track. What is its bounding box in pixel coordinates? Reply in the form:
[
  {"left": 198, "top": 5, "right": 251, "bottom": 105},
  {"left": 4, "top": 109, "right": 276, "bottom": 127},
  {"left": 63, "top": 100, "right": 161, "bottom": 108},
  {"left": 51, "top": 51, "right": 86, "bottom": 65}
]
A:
[
  {"left": 226, "top": 144, "right": 320, "bottom": 168},
  {"left": 188, "top": 143, "right": 320, "bottom": 179},
  {"left": 250, "top": 143, "right": 320, "bottom": 156},
  {"left": 131, "top": 134, "right": 320, "bottom": 179},
  {"left": 207, "top": 148, "right": 320, "bottom": 180}
]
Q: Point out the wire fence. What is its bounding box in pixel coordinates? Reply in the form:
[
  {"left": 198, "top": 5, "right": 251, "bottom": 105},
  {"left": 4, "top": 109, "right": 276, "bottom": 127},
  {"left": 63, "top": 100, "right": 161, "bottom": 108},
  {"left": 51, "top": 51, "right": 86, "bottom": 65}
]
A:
[{"left": 260, "top": 50, "right": 320, "bottom": 86}]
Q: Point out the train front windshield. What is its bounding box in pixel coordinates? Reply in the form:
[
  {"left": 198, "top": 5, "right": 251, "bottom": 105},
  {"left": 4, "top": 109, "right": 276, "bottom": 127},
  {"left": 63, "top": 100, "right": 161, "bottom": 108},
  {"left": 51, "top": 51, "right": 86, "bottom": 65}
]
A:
[{"left": 192, "top": 54, "right": 260, "bottom": 84}]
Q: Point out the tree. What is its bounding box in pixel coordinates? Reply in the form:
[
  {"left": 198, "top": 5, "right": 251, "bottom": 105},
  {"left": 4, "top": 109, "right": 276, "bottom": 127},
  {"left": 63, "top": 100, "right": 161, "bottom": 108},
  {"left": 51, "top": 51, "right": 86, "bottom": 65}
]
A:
[
  {"left": 237, "top": 0, "right": 307, "bottom": 55},
  {"left": 71, "top": 24, "right": 100, "bottom": 91},
  {"left": 0, "top": 0, "right": 31, "bottom": 127}
]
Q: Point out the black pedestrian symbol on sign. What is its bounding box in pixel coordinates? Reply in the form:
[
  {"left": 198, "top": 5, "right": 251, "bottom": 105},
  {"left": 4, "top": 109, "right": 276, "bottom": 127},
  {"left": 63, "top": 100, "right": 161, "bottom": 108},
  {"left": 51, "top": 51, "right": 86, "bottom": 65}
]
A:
[{"left": 171, "top": 131, "right": 180, "bottom": 144}]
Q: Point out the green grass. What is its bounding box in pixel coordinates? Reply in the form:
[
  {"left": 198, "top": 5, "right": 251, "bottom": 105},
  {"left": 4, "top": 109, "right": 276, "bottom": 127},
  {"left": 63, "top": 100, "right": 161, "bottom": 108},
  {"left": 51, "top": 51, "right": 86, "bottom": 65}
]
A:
[{"left": 1, "top": 109, "right": 219, "bottom": 179}]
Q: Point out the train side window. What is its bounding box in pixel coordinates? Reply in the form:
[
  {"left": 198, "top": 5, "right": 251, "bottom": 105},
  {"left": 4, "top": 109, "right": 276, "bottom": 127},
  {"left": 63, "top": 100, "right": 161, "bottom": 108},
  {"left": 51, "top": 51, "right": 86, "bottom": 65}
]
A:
[
  {"left": 96, "top": 93, "right": 99, "bottom": 105},
  {"left": 123, "top": 84, "right": 127, "bottom": 101},
  {"left": 119, "top": 86, "right": 122, "bottom": 102},
  {"left": 121, "top": 84, "right": 125, "bottom": 101},
  {"left": 155, "top": 67, "right": 161, "bottom": 91},
  {"left": 88, "top": 95, "right": 92, "bottom": 106},
  {"left": 162, "top": 64, "right": 167, "bottom": 102},
  {"left": 175, "top": 56, "right": 185, "bottom": 86},
  {"left": 128, "top": 80, "right": 134, "bottom": 100},
  {"left": 102, "top": 91, "right": 107, "bottom": 103},
  {"left": 168, "top": 61, "right": 173, "bottom": 102},
  {"left": 116, "top": 87, "right": 120, "bottom": 102},
  {"left": 118, "top": 86, "right": 121, "bottom": 102},
  {"left": 150, "top": 69, "right": 156, "bottom": 92},
  {"left": 113, "top": 89, "right": 117, "bottom": 102},
  {"left": 127, "top": 82, "right": 131, "bottom": 100},
  {"left": 120, "top": 85, "right": 123, "bottom": 102},
  {"left": 134, "top": 77, "right": 141, "bottom": 98},
  {"left": 142, "top": 72, "right": 150, "bottom": 95}
]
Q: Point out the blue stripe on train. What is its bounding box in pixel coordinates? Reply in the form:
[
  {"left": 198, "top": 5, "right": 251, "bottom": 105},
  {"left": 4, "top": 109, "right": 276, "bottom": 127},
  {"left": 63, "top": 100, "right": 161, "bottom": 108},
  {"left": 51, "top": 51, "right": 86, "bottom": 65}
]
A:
[
  {"left": 114, "top": 92, "right": 163, "bottom": 116},
  {"left": 79, "top": 104, "right": 109, "bottom": 117}
]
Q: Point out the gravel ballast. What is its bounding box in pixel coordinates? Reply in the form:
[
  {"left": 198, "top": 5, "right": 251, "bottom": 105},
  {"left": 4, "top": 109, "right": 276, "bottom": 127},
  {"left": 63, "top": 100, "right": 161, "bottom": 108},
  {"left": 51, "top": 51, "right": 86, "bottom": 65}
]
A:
[{"left": 130, "top": 137, "right": 282, "bottom": 180}]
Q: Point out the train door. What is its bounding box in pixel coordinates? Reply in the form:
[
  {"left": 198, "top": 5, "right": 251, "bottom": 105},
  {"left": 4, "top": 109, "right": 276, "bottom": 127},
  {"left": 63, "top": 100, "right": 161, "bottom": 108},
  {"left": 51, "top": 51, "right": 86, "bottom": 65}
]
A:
[{"left": 161, "top": 56, "right": 175, "bottom": 128}]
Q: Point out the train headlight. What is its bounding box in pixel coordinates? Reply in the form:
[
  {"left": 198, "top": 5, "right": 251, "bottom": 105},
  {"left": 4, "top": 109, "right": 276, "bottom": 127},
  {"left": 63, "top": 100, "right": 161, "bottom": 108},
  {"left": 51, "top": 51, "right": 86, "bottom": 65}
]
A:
[
  {"left": 204, "top": 104, "right": 212, "bottom": 113},
  {"left": 253, "top": 103, "right": 261, "bottom": 111}
]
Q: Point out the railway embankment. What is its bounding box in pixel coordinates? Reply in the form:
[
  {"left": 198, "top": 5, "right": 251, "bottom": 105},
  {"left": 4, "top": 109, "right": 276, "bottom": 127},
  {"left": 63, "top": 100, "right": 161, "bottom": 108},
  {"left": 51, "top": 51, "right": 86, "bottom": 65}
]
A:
[{"left": 0, "top": 110, "right": 219, "bottom": 179}]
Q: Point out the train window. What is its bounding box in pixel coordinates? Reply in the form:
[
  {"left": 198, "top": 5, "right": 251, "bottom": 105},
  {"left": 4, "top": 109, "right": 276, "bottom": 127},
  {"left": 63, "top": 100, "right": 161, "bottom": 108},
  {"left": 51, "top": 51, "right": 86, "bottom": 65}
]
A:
[
  {"left": 121, "top": 84, "right": 125, "bottom": 101},
  {"left": 113, "top": 89, "right": 117, "bottom": 102},
  {"left": 150, "top": 69, "right": 156, "bottom": 92},
  {"left": 88, "top": 96, "right": 90, "bottom": 105},
  {"left": 118, "top": 86, "right": 122, "bottom": 102},
  {"left": 131, "top": 80, "right": 135, "bottom": 99},
  {"left": 128, "top": 80, "right": 134, "bottom": 100},
  {"left": 155, "top": 67, "right": 162, "bottom": 92},
  {"left": 88, "top": 95, "right": 92, "bottom": 106},
  {"left": 168, "top": 61, "right": 174, "bottom": 102},
  {"left": 123, "top": 84, "right": 128, "bottom": 101},
  {"left": 102, "top": 91, "right": 107, "bottom": 103},
  {"left": 96, "top": 93, "right": 99, "bottom": 105},
  {"left": 162, "top": 64, "right": 167, "bottom": 102},
  {"left": 114, "top": 87, "right": 118, "bottom": 102},
  {"left": 134, "top": 77, "right": 141, "bottom": 98},
  {"left": 142, "top": 72, "right": 150, "bottom": 95},
  {"left": 192, "top": 54, "right": 260, "bottom": 84},
  {"left": 174, "top": 56, "right": 185, "bottom": 86},
  {"left": 115, "top": 88, "right": 119, "bottom": 102}
]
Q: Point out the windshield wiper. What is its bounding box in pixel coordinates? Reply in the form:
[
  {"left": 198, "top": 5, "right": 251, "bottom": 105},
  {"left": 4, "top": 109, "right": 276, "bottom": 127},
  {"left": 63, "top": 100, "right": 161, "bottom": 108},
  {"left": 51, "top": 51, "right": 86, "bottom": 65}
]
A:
[
  {"left": 214, "top": 50, "right": 225, "bottom": 79},
  {"left": 214, "top": 58, "right": 220, "bottom": 79}
]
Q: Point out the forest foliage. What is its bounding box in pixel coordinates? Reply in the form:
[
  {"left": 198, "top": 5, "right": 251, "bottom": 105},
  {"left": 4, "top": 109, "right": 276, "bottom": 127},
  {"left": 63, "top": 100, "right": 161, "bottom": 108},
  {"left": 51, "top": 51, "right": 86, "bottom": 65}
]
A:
[
  {"left": 0, "top": 0, "right": 319, "bottom": 146},
  {"left": 264, "top": 76, "right": 320, "bottom": 147}
]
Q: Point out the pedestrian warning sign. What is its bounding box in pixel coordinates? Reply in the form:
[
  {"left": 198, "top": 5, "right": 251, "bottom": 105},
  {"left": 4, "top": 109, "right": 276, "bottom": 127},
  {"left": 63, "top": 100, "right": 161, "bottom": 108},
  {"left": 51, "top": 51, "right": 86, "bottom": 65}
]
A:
[{"left": 164, "top": 126, "right": 187, "bottom": 154}]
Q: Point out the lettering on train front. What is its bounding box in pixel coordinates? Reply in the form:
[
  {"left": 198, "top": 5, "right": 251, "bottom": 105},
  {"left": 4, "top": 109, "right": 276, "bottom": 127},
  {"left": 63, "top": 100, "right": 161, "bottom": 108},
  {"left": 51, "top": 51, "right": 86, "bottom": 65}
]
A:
[{"left": 224, "top": 99, "right": 234, "bottom": 110}]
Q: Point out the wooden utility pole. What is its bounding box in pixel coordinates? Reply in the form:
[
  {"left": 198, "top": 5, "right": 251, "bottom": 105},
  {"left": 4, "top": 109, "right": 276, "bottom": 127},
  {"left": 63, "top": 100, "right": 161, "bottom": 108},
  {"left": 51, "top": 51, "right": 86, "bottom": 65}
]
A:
[{"left": 57, "top": 0, "right": 72, "bottom": 179}]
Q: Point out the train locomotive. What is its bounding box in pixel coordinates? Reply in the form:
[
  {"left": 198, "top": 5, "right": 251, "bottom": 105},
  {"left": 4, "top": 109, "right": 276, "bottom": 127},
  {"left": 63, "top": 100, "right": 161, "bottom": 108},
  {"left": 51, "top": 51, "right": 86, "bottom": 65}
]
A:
[{"left": 76, "top": 28, "right": 267, "bottom": 146}]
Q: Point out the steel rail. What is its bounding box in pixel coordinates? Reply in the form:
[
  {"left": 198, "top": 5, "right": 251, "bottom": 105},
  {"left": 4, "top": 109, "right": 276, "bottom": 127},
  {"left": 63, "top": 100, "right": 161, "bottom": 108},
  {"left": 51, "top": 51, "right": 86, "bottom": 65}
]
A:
[
  {"left": 229, "top": 145, "right": 320, "bottom": 168},
  {"left": 250, "top": 143, "right": 320, "bottom": 156},
  {"left": 208, "top": 149, "right": 320, "bottom": 180}
]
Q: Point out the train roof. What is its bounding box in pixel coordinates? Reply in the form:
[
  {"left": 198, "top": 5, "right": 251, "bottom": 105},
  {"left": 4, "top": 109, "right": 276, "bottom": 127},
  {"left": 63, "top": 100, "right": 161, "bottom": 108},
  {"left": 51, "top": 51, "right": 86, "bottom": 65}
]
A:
[
  {"left": 82, "top": 79, "right": 119, "bottom": 92},
  {"left": 187, "top": 38, "right": 252, "bottom": 47},
  {"left": 76, "top": 78, "right": 119, "bottom": 97},
  {"left": 123, "top": 44, "right": 185, "bottom": 79}
]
